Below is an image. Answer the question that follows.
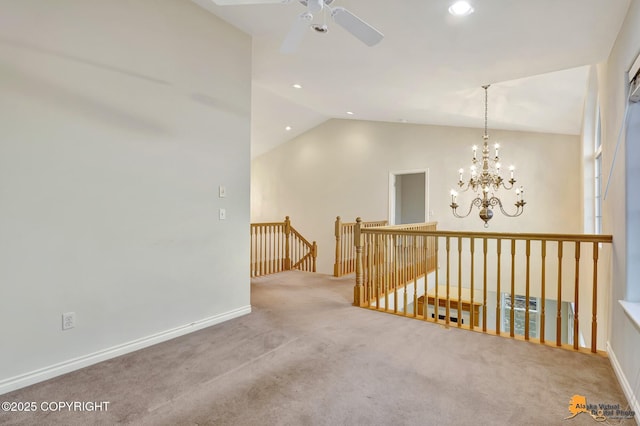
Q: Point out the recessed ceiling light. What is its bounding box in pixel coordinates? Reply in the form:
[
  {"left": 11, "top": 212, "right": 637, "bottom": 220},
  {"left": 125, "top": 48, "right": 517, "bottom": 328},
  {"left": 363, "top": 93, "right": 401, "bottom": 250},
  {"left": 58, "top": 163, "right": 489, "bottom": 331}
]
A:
[
  {"left": 292, "top": 84, "right": 302, "bottom": 89},
  {"left": 346, "top": 111, "right": 354, "bottom": 115},
  {"left": 399, "top": 119, "right": 408, "bottom": 123},
  {"left": 285, "top": 126, "right": 292, "bottom": 131},
  {"left": 449, "top": 1, "right": 474, "bottom": 16}
]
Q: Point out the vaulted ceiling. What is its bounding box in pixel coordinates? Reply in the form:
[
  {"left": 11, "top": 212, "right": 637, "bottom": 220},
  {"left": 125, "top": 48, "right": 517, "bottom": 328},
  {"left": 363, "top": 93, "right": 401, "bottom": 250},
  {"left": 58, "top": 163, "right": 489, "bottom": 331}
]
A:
[{"left": 192, "top": 0, "right": 631, "bottom": 157}]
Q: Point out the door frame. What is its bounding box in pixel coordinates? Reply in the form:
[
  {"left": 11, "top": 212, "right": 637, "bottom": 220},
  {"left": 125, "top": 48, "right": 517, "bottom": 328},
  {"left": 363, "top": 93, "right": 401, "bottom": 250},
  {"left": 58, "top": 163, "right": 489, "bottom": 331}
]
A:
[{"left": 388, "top": 168, "right": 430, "bottom": 225}]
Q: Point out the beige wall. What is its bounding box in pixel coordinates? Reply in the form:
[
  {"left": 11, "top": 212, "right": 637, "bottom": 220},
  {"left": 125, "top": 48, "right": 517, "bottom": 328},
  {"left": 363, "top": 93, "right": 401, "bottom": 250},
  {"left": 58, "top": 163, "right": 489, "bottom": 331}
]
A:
[
  {"left": 0, "top": 0, "right": 251, "bottom": 393},
  {"left": 252, "top": 118, "right": 582, "bottom": 276},
  {"left": 598, "top": 0, "right": 640, "bottom": 418}
]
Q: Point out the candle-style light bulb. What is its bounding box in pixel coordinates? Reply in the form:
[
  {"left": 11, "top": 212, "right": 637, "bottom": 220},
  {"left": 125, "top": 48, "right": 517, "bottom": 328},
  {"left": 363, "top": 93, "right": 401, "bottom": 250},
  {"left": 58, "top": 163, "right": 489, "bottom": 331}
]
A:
[
  {"left": 494, "top": 143, "right": 500, "bottom": 158},
  {"left": 472, "top": 145, "right": 478, "bottom": 160},
  {"left": 450, "top": 189, "right": 458, "bottom": 203},
  {"left": 515, "top": 187, "right": 521, "bottom": 202},
  {"left": 509, "top": 165, "right": 515, "bottom": 179},
  {"left": 496, "top": 162, "right": 501, "bottom": 172},
  {"left": 458, "top": 168, "right": 464, "bottom": 181}
]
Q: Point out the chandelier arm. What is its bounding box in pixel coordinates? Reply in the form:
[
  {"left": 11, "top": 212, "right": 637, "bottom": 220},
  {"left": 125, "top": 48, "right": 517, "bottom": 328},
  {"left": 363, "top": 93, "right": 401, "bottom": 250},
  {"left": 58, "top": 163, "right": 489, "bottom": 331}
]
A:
[
  {"left": 457, "top": 182, "right": 476, "bottom": 192},
  {"left": 490, "top": 197, "right": 525, "bottom": 217},
  {"left": 450, "top": 198, "right": 481, "bottom": 218},
  {"left": 500, "top": 180, "right": 516, "bottom": 190}
]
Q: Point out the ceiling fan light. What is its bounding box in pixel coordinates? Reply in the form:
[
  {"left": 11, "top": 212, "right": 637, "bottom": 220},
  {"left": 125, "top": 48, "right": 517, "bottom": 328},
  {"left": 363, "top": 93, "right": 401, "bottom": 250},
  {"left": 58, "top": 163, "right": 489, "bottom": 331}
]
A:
[{"left": 448, "top": 1, "right": 474, "bottom": 16}]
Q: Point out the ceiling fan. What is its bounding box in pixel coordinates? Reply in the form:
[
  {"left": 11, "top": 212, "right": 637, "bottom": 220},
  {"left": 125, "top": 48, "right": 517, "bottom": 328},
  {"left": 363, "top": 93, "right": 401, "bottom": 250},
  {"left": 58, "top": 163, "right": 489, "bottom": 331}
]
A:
[{"left": 210, "top": 0, "right": 384, "bottom": 53}]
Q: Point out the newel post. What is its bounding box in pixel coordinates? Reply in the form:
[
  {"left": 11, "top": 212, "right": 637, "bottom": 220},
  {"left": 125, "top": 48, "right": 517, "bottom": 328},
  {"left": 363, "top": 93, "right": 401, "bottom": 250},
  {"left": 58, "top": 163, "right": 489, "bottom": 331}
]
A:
[
  {"left": 312, "top": 241, "right": 318, "bottom": 273},
  {"left": 354, "top": 217, "right": 365, "bottom": 306},
  {"left": 284, "top": 216, "right": 291, "bottom": 271},
  {"left": 334, "top": 216, "right": 342, "bottom": 277}
]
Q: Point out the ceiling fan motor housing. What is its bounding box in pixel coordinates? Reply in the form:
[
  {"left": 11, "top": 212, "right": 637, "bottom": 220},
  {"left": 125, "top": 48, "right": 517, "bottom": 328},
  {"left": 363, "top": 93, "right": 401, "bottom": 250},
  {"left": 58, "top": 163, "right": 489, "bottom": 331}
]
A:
[{"left": 298, "top": 0, "right": 334, "bottom": 6}]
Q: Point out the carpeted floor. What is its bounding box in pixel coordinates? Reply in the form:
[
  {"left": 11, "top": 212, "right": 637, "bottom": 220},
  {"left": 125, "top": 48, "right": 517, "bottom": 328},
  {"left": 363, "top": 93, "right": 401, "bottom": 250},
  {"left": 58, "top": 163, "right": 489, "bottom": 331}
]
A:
[{"left": 0, "top": 271, "right": 634, "bottom": 425}]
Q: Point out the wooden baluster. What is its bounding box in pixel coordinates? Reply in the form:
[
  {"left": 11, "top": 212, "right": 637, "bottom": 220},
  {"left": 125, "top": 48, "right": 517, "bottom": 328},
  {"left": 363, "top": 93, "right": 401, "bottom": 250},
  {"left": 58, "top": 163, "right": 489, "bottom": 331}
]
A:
[
  {"left": 259, "top": 226, "right": 264, "bottom": 276},
  {"left": 264, "top": 225, "right": 269, "bottom": 275},
  {"left": 392, "top": 235, "right": 397, "bottom": 313},
  {"left": 334, "top": 216, "right": 341, "bottom": 277},
  {"left": 557, "top": 241, "right": 563, "bottom": 347},
  {"left": 525, "top": 240, "right": 531, "bottom": 340},
  {"left": 250, "top": 226, "right": 254, "bottom": 278},
  {"left": 351, "top": 226, "right": 355, "bottom": 274},
  {"left": 432, "top": 236, "right": 440, "bottom": 323},
  {"left": 573, "top": 242, "right": 580, "bottom": 350},
  {"left": 345, "top": 225, "right": 350, "bottom": 274},
  {"left": 446, "top": 236, "right": 451, "bottom": 326},
  {"left": 284, "top": 217, "right": 291, "bottom": 271},
  {"left": 470, "top": 238, "right": 475, "bottom": 329},
  {"left": 413, "top": 236, "right": 418, "bottom": 317},
  {"left": 482, "top": 238, "right": 487, "bottom": 332},
  {"left": 385, "top": 234, "right": 391, "bottom": 312},
  {"left": 591, "top": 242, "right": 599, "bottom": 353},
  {"left": 272, "top": 225, "right": 277, "bottom": 273},
  {"left": 496, "top": 238, "right": 502, "bottom": 335},
  {"left": 375, "top": 234, "right": 381, "bottom": 309},
  {"left": 365, "top": 234, "right": 372, "bottom": 306},
  {"left": 540, "top": 241, "right": 546, "bottom": 344},
  {"left": 423, "top": 235, "right": 428, "bottom": 321},
  {"left": 279, "top": 224, "right": 283, "bottom": 272},
  {"left": 457, "top": 237, "right": 462, "bottom": 327},
  {"left": 353, "top": 217, "right": 364, "bottom": 307},
  {"left": 403, "top": 236, "right": 408, "bottom": 315},
  {"left": 510, "top": 239, "right": 516, "bottom": 338},
  {"left": 268, "top": 225, "right": 273, "bottom": 275}
]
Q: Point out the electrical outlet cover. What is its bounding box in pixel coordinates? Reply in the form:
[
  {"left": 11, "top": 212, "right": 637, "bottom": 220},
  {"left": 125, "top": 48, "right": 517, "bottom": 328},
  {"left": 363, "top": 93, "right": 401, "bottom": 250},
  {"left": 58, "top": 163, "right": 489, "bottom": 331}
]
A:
[{"left": 62, "top": 312, "right": 76, "bottom": 330}]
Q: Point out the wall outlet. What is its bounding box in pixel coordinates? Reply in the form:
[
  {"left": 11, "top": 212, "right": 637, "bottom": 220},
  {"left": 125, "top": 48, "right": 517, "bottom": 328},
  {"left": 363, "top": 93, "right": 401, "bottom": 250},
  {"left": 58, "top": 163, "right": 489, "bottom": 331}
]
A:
[
  {"left": 219, "top": 208, "right": 226, "bottom": 220},
  {"left": 62, "top": 312, "right": 76, "bottom": 330}
]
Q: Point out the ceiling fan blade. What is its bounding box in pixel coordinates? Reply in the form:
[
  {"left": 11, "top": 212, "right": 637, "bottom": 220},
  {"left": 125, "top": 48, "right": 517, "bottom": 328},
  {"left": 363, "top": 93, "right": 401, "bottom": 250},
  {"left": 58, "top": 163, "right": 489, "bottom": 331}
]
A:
[
  {"left": 211, "top": 0, "right": 290, "bottom": 5},
  {"left": 330, "top": 7, "right": 384, "bottom": 47},
  {"left": 280, "top": 12, "right": 313, "bottom": 54},
  {"left": 307, "top": 0, "right": 323, "bottom": 13}
]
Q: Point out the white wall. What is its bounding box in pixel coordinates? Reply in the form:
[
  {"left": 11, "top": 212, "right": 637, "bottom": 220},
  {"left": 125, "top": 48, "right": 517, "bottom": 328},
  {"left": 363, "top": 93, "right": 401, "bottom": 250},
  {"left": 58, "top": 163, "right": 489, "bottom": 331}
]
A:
[
  {"left": 0, "top": 0, "right": 251, "bottom": 393},
  {"left": 598, "top": 0, "right": 640, "bottom": 419},
  {"left": 252, "top": 118, "right": 582, "bottom": 275}
]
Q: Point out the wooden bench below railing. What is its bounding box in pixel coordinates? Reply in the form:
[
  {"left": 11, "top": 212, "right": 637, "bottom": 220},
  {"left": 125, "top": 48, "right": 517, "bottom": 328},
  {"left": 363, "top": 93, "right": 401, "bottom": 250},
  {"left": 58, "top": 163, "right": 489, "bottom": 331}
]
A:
[{"left": 417, "top": 286, "right": 482, "bottom": 327}]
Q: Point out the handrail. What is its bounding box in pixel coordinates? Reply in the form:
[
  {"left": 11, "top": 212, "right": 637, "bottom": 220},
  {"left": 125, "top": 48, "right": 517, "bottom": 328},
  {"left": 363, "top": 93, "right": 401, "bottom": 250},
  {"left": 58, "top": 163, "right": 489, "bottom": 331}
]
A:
[
  {"left": 250, "top": 216, "right": 317, "bottom": 278},
  {"left": 361, "top": 228, "right": 612, "bottom": 244},
  {"left": 334, "top": 216, "right": 388, "bottom": 276},
  {"left": 352, "top": 217, "right": 613, "bottom": 354}
]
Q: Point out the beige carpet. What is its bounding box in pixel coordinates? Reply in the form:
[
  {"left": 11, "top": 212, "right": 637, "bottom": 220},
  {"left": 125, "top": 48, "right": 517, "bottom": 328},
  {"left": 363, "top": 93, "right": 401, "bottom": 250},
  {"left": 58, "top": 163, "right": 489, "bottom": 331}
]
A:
[{"left": 0, "top": 271, "right": 634, "bottom": 425}]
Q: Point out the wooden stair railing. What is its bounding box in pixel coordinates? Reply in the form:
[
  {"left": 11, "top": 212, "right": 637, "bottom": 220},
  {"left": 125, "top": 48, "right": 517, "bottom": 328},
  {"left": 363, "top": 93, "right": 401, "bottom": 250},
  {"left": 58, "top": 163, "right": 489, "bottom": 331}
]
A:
[
  {"left": 334, "top": 216, "right": 388, "bottom": 277},
  {"left": 250, "top": 216, "right": 317, "bottom": 278},
  {"left": 353, "top": 219, "right": 613, "bottom": 354}
]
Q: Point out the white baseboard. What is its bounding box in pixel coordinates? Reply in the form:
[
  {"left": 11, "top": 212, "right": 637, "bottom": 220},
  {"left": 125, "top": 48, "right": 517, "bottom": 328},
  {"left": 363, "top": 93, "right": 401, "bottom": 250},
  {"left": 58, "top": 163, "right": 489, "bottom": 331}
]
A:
[
  {"left": 0, "top": 305, "right": 252, "bottom": 396},
  {"left": 607, "top": 341, "right": 640, "bottom": 424}
]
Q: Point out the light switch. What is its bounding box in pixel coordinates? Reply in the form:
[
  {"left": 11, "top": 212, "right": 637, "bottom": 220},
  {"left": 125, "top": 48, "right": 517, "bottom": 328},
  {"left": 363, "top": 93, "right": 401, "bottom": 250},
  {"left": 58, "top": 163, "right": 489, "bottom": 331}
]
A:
[
  {"left": 219, "top": 208, "right": 226, "bottom": 220},
  {"left": 219, "top": 186, "right": 226, "bottom": 198}
]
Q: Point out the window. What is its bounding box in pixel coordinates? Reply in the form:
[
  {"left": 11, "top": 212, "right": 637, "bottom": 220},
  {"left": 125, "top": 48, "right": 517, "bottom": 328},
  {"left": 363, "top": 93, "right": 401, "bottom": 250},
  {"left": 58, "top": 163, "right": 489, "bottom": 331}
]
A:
[
  {"left": 502, "top": 293, "right": 539, "bottom": 338},
  {"left": 594, "top": 109, "right": 603, "bottom": 234}
]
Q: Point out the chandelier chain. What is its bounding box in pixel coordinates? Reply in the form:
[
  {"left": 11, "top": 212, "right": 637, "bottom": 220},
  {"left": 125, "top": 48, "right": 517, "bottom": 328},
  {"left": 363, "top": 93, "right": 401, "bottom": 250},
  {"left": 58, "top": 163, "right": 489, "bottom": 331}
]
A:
[{"left": 482, "top": 85, "right": 489, "bottom": 137}]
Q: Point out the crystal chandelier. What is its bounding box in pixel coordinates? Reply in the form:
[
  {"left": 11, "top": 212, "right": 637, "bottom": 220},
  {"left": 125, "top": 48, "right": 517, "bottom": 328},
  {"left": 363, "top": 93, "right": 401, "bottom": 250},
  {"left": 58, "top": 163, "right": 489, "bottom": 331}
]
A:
[{"left": 450, "top": 85, "right": 526, "bottom": 227}]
